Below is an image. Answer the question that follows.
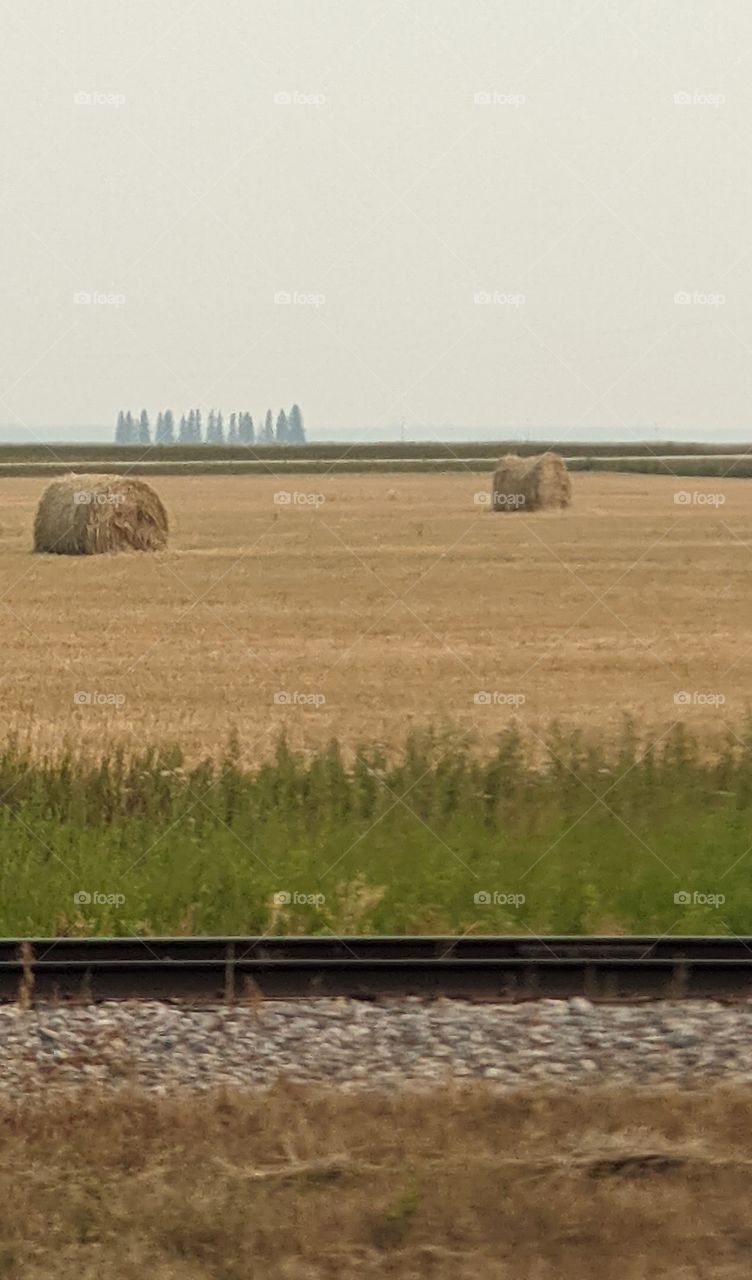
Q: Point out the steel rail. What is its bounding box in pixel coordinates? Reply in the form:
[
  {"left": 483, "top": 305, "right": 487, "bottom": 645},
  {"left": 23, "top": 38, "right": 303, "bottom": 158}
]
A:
[{"left": 3, "top": 936, "right": 752, "bottom": 1002}]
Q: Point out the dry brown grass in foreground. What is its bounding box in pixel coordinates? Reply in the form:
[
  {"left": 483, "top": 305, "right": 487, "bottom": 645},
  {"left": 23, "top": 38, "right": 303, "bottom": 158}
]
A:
[
  {"left": 0, "top": 470, "right": 750, "bottom": 761},
  {"left": 3, "top": 1084, "right": 752, "bottom": 1278}
]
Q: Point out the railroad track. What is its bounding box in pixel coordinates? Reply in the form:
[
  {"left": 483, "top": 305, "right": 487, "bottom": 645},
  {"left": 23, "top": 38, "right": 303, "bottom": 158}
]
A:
[{"left": 5, "top": 936, "right": 752, "bottom": 1002}]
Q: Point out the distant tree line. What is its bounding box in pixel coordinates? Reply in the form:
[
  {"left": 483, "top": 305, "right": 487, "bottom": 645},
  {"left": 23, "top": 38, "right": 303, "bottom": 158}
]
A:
[{"left": 114, "top": 405, "right": 306, "bottom": 446}]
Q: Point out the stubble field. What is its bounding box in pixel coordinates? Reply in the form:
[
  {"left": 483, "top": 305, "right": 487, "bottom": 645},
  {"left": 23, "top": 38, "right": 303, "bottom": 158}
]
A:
[
  {"left": 1, "top": 468, "right": 752, "bottom": 934},
  {"left": 0, "top": 469, "right": 749, "bottom": 763}
]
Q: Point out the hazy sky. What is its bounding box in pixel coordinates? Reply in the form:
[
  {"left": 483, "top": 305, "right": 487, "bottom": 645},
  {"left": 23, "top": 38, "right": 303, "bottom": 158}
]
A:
[{"left": 2, "top": 0, "right": 751, "bottom": 441}]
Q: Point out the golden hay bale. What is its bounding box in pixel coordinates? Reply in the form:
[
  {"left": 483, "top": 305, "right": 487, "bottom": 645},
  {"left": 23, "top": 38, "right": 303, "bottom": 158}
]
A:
[
  {"left": 490, "top": 451, "right": 571, "bottom": 513},
  {"left": 33, "top": 474, "right": 168, "bottom": 555}
]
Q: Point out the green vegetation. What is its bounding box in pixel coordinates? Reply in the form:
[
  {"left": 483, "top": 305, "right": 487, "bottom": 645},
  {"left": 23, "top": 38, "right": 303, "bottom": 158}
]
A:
[
  {"left": 1, "top": 724, "right": 750, "bottom": 936},
  {"left": 1, "top": 441, "right": 750, "bottom": 477},
  {"left": 0, "top": 439, "right": 747, "bottom": 464},
  {"left": 0, "top": 457, "right": 503, "bottom": 477},
  {"left": 579, "top": 455, "right": 752, "bottom": 478}
]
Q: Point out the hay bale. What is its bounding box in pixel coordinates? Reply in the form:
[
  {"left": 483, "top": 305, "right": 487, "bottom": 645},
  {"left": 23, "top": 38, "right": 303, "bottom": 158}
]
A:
[
  {"left": 491, "top": 451, "right": 571, "bottom": 513},
  {"left": 33, "top": 474, "right": 168, "bottom": 554}
]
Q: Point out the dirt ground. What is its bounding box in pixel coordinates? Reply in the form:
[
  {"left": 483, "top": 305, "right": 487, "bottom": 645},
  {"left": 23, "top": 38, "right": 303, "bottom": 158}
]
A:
[
  {"left": 0, "top": 469, "right": 749, "bottom": 761},
  {"left": 1, "top": 1084, "right": 751, "bottom": 1278}
]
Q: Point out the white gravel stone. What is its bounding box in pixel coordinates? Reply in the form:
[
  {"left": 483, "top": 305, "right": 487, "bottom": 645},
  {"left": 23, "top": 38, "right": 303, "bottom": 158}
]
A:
[{"left": 0, "top": 998, "right": 745, "bottom": 1094}]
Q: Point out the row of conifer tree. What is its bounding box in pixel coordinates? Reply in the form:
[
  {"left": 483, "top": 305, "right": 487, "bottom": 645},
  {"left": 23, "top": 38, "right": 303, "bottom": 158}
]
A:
[{"left": 114, "top": 405, "right": 306, "bottom": 446}]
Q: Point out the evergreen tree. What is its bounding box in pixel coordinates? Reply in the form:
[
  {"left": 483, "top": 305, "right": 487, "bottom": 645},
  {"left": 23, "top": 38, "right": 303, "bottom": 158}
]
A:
[
  {"left": 155, "top": 412, "right": 165, "bottom": 444},
  {"left": 138, "top": 409, "right": 151, "bottom": 445},
  {"left": 288, "top": 403, "right": 305, "bottom": 444},
  {"left": 262, "top": 409, "right": 274, "bottom": 443},
  {"left": 115, "top": 410, "right": 127, "bottom": 444},
  {"left": 162, "top": 409, "right": 175, "bottom": 444},
  {"left": 239, "top": 413, "right": 254, "bottom": 445},
  {"left": 124, "top": 411, "right": 135, "bottom": 444},
  {"left": 194, "top": 409, "right": 203, "bottom": 443},
  {"left": 275, "top": 409, "right": 289, "bottom": 443},
  {"left": 216, "top": 411, "right": 225, "bottom": 444},
  {"left": 178, "top": 414, "right": 189, "bottom": 443},
  {"left": 206, "top": 410, "right": 217, "bottom": 443},
  {"left": 188, "top": 410, "right": 196, "bottom": 443},
  {"left": 228, "top": 413, "right": 239, "bottom": 444}
]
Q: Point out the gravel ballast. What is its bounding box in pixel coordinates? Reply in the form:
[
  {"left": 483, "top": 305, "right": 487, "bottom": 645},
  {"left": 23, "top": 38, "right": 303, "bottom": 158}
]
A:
[{"left": 1, "top": 997, "right": 752, "bottom": 1093}]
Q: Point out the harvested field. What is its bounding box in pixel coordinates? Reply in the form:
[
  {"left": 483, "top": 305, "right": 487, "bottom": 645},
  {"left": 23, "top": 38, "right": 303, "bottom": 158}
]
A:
[
  {"left": 2, "top": 1085, "right": 752, "bottom": 1278},
  {"left": 0, "top": 470, "right": 748, "bottom": 762}
]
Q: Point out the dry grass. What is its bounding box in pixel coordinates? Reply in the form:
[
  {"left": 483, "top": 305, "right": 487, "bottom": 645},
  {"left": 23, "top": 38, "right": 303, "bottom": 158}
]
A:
[
  {"left": 0, "top": 470, "right": 748, "bottom": 762},
  {"left": 0, "top": 1084, "right": 751, "bottom": 1278}
]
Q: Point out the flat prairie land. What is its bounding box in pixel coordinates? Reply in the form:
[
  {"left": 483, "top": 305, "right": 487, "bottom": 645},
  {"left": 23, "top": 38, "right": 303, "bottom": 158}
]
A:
[{"left": 0, "top": 470, "right": 749, "bottom": 761}]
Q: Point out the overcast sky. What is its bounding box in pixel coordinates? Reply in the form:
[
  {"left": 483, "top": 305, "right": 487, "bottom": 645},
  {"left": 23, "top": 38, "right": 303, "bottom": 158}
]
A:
[{"left": 1, "top": 0, "right": 751, "bottom": 442}]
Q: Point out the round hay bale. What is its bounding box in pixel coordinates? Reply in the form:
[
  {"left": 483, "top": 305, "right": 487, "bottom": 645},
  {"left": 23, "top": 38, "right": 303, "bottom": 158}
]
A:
[
  {"left": 490, "top": 451, "right": 571, "bottom": 513},
  {"left": 33, "top": 474, "right": 168, "bottom": 555}
]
